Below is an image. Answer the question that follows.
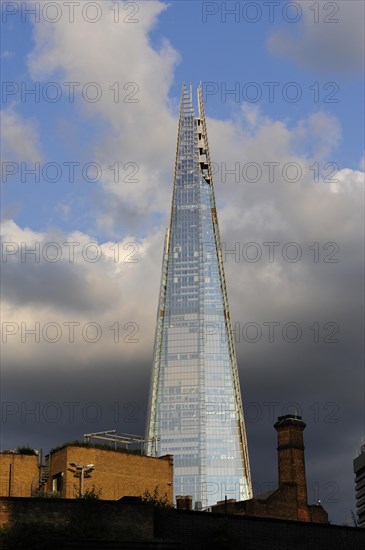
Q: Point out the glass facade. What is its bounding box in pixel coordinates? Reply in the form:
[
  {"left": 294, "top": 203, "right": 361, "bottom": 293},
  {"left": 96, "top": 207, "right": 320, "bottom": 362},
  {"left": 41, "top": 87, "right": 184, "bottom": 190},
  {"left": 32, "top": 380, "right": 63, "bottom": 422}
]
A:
[{"left": 145, "top": 84, "right": 252, "bottom": 508}]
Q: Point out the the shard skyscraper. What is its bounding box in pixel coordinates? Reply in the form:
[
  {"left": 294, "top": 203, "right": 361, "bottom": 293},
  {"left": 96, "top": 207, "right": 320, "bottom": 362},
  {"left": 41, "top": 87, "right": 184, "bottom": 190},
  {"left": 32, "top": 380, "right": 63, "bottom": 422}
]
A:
[{"left": 145, "top": 84, "right": 252, "bottom": 509}]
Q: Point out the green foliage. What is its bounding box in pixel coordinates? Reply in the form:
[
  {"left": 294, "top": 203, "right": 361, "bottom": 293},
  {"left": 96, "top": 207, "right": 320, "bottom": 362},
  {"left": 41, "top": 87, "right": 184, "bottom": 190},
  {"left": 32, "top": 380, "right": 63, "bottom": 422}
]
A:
[
  {"left": 49, "top": 440, "right": 143, "bottom": 455},
  {"left": 75, "top": 485, "right": 102, "bottom": 500},
  {"left": 142, "top": 485, "right": 172, "bottom": 508},
  {"left": 16, "top": 446, "right": 38, "bottom": 455}
]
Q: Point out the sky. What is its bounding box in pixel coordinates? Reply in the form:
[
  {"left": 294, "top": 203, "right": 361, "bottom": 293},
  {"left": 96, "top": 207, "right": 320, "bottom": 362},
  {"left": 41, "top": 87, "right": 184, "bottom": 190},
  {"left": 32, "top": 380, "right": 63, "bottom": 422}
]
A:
[{"left": 1, "top": 0, "right": 364, "bottom": 526}]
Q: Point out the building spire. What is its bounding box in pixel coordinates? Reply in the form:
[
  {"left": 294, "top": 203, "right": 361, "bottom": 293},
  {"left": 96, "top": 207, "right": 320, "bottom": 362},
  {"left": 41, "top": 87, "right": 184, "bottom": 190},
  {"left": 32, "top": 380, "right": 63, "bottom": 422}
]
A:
[{"left": 180, "top": 82, "right": 194, "bottom": 118}]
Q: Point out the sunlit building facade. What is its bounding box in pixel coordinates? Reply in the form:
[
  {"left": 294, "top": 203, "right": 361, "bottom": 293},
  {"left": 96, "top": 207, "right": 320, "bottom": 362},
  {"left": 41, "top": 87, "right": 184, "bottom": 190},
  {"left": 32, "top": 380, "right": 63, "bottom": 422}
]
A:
[{"left": 145, "top": 84, "right": 252, "bottom": 508}]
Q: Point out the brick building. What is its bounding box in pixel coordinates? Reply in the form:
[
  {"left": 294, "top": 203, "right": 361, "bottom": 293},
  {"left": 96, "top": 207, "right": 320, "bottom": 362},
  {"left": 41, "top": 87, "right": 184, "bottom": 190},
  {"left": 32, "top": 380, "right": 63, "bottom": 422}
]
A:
[
  {"left": 1, "top": 419, "right": 364, "bottom": 548},
  {"left": 212, "top": 414, "right": 328, "bottom": 523},
  {"left": 0, "top": 451, "right": 39, "bottom": 497},
  {"left": 43, "top": 445, "right": 173, "bottom": 502},
  {"left": 1, "top": 445, "right": 173, "bottom": 504}
]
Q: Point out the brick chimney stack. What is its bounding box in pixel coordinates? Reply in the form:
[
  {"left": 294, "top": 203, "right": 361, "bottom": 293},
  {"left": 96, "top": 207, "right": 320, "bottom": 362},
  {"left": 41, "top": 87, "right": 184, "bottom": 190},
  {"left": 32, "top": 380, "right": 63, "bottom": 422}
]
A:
[
  {"left": 176, "top": 495, "right": 192, "bottom": 511},
  {"left": 274, "top": 414, "right": 309, "bottom": 519}
]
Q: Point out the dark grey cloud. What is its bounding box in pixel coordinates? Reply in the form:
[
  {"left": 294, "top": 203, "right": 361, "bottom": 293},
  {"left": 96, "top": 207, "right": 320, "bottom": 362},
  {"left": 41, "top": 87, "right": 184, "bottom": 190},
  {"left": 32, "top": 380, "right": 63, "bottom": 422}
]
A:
[
  {"left": 1, "top": 328, "right": 362, "bottom": 526},
  {"left": 1, "top": 259, "right": 108, "bottom": 314}
]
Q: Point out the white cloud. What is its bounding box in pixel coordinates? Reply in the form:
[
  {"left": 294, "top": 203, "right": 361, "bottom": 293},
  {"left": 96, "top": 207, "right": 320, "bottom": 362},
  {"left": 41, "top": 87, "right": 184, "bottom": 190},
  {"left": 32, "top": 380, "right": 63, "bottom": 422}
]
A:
[
  {"left": 1, "top": 218, "right": 164, "bottom": 368},
  {"left": 290, "top": 112, "right": 341, "bottom": 160},
  {"left": 27, "top": 0, "right": 179, "bottom": 218},
  {"left": 327, "top": 168, "right": 364, "bottom": 195},
  {"left": 1, "top": 107, "right": 43, "bottom": 163},
  {"left": 267, "top": 0, "right": 365, "bottom": 74},
  {"left": 10, "top": 0, "right": 364, "bottom": 315},
  {"left": 2, "top": 101, "right": 363, "bottom": 372}
]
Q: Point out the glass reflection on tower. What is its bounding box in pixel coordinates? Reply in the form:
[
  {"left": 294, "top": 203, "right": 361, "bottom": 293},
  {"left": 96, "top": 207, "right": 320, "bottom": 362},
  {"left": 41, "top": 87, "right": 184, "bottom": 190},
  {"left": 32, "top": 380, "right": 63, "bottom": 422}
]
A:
[{"left": 145, "top": 84, "right": 252, "bottom": 509}]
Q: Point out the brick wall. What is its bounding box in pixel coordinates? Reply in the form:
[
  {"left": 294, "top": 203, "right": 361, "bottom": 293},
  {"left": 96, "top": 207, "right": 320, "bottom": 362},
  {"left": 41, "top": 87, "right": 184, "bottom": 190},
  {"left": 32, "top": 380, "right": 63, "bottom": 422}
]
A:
[
  {"left": 274, "top": 416, "right": 308, "bottom": 511},
  {"left": 0, "top": 496, "right": 154, "bottom": 539},
  {"left": 0, "top": 454, "right": 39, "bottom": 497},
  {"left": 212, "top": 483, "right": 328, "bottom": 523},
  {"left": 155, "top": 508, "right": 365, "bottom": 549},
  {"left": 1, "top": 497, "right": 363, "bottom": 549}
]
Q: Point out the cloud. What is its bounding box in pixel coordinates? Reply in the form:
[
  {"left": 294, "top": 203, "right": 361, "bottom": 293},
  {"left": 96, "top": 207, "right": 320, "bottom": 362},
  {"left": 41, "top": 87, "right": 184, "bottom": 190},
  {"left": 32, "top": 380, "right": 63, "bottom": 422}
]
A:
[
  {"left": 56, "top": 202, "right": 71, "bottom": 222},
  {"left": 27, "top": 0, "right": 180, "bottom": 222},
  {"left": 1, "top": 50, "right": 14, "bottom": 59},
  {"left": 267, "top": 0, "right": 365, "bottom": 74},
  {"left": 0, "top": 217, "right": 167, "bottom": 438},
  {"left": 204, "top": 106, "right": 363, "bottom": 348},
  {"left": 1, "top": 107, "right": 43, "bottom": 163},
  {"left": 3, "top": 100, "right": 361, "bottom": 371},
  {"left": 1, "top": 217, "right": 163, "bottom": 324}
]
